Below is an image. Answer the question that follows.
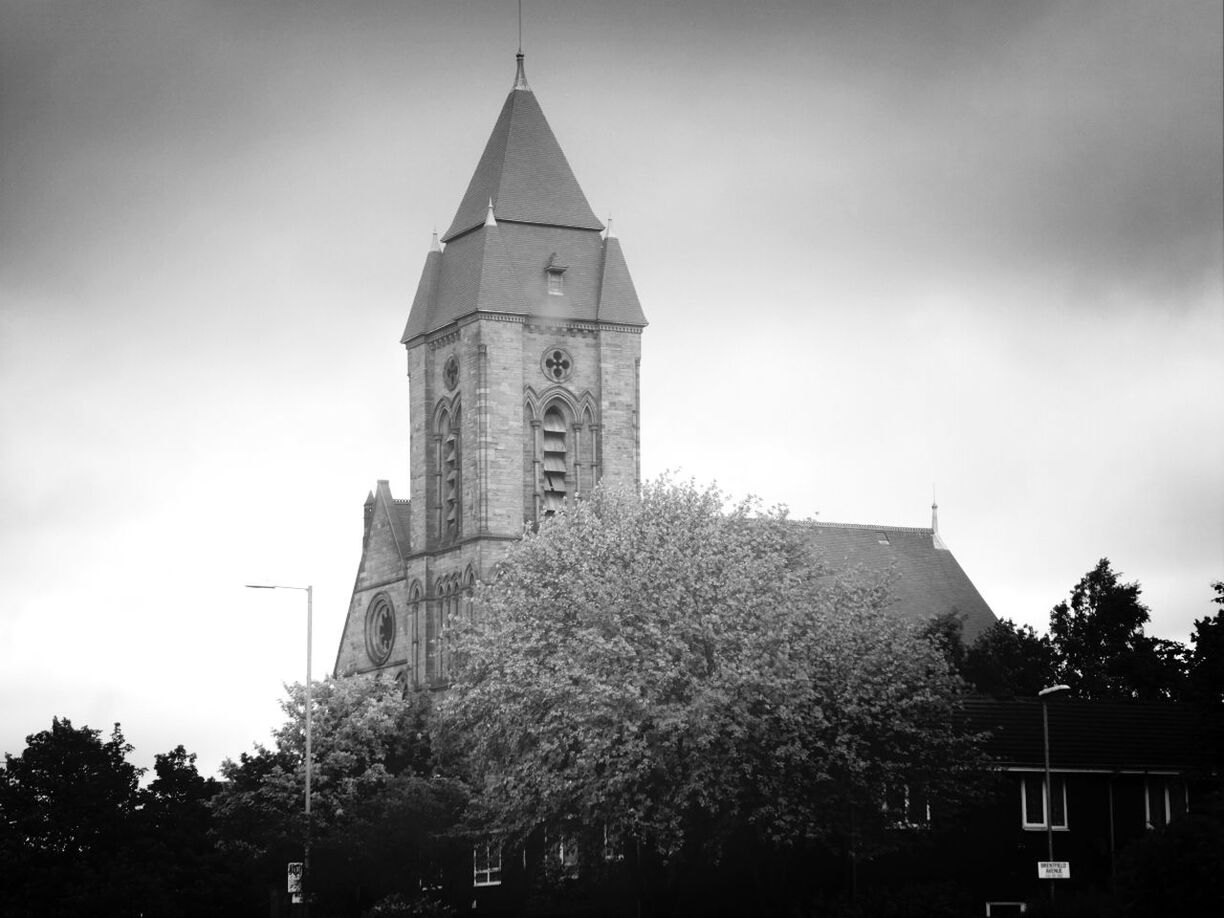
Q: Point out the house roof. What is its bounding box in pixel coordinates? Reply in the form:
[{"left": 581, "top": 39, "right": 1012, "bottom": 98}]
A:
[
  {"left": 795, "top": 521, "right": 997, "bottom": 644},
  {"left": 442, "top": 56, "right": 602, "bottom": 243},
  {"left": 963, "top": 697, "right": 1221, "bottom": 772}
]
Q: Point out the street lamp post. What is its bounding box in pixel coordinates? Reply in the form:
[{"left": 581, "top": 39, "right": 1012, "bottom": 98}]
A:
[
  {"left": 247, "top": 583, "right": 313, "bottom": 916},
  {"left": 1039, "top": 683, "right": 1070, "bottom": 907}
]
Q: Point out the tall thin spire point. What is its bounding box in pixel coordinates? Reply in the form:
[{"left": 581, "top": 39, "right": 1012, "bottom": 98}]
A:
[
  {"left": 430, "top": 229, "right": 441, "bottom": 253},
  {"left": 513, "top": 51, "right": 530, "bottom": 91},
  {"left": 930, "top": 486, "right": 947, "bottom": 548},
  {"left": 484, "top": 199, "right": 497, "bottom": 227}
]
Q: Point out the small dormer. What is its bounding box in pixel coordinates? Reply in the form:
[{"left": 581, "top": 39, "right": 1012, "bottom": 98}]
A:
[{"left": 545, "top": 252, "right": 568, "bottom": 296}]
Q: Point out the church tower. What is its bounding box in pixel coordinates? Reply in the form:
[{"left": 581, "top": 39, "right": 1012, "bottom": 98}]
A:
[{"left": 334, "top": 55, "right": 647, "bottom": 683}]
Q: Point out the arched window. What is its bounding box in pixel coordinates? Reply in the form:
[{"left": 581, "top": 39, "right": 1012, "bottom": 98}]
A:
[
  {"left": 427, "top": 576, "right": 457, "bottom": 684},
  {"left": 408, "top": 581, "right": 423, "bottom": 688},
  {"left": 581, "top": 406, "right": 596, "bottom": 495},
  {"left": 542, "top": 405, "right": 568, "bottom": 514},
  {"left": 436, "top": 407, "right": 461, "bottom": 544}
]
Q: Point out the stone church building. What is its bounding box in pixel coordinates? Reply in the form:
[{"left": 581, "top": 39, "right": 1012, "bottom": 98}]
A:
[{"left": 332, "top": 55, "right": 995, "bottom": 683}]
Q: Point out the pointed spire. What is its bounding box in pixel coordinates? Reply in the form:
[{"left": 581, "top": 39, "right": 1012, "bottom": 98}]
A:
[
  {"left": 401, "top": 232, "right": 445, "bottom": 343},
  {"left": 442, "top": 59, "right": 602, "bottom": 240},
  {"left": 430, "top": 229, "right": 441, "bottom": 252},
  {"left": 931, "top": 488, "right": 948, "bottom": 550},
  {"left": 513, "top": 51, "right": 530, "bottom": 91},
  {"left": 485, "top": 199, "right": 497, "bottom": 226}
]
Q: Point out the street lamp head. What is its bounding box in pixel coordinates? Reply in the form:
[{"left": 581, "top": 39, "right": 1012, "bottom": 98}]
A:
[{"left": 1039, "top": 684, "right": 1071, "bottom": 697}]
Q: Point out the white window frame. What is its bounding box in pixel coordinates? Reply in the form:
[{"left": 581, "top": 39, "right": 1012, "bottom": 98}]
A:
[
  {"left": 883, "top": 783, "right": 931, "bottom": 828},
  {"left": 1020, "top": 773, "right": 1068, "bottom": 831},
  {"left": 473, "top": 842, "right": 502, "bottom": 887},
  {"left": 1144, "top": 776, "right": 1188, "bottom": 829}
]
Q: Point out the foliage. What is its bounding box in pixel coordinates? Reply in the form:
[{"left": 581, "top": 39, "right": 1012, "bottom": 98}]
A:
[
  {"left": 438, "top": 479, "right": 988, "bottom": 879},
  {"left": 919, "top": 612, "right": 967, "bottom": 677},
  {"left": 1185, "top": 583, "right": 1224, "bottom": 708},
  {"left": 0, "top": 719, "right": 244, "bottom": 918},
  {"left": 1049, "top": 559, "right": 1186, "bottom": 700},
  {"left": 962, "top": 617, "right": 1057, "bottom": 698},
  {"left": 0, "top": 717, "right": 140, "bottom": 859},
  {"left": 210, "top": 672, "right": 468, "bottom": 914},
  {"left": 1113, "top": 811, "right": 1224, "bottom": 917}
]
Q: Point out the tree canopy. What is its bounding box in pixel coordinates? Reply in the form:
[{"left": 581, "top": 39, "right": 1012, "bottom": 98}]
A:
[
  {"left": 1049, "top": 558, "right": 1186, "bottom": 700},
  {"left": 438, "top": 480, "right": 987, "bottom": 872},
  {"left": 0, "top": 719, "right": 245, "bottom": 918},
  {"left": 209, "top": 673, "right": 468, "bottom": 915}
]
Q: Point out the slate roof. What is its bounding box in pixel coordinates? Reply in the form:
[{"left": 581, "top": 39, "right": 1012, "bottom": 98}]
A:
[
  {"left": 796, "top": 521, "right": 997, "bottom": 643},
  {"left": 963, "top": 697, "right": 1220, "bottom": 772},
  {"left": 442, "top": 63, "right": 602, "bottom": 242},
  {"left": 373, "top": 480, "right": 412, "bottom": 560},
  {"left": 402, "top": 57, "right": 646, "bottom": 344}
]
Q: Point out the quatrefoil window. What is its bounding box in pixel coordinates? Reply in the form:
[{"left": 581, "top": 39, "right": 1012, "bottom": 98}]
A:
[
  {"left": 541, "top": 347, "right": 574, "bottom": 383},
  {"left": 443, "top": 355, "right": 459, "bottom": 391}
]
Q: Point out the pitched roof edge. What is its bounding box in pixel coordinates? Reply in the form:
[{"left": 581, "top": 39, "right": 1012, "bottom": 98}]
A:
[{"left": 798, "top": 520, "right": 937, "bottom": 534}]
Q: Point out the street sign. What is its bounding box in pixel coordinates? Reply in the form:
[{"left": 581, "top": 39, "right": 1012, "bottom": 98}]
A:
[
  {"left": 1038, "top": 861, "right": 1070, "bottom": 879},
  {"left": 287, "top": 861, "right": 303, "bottom": 894}
]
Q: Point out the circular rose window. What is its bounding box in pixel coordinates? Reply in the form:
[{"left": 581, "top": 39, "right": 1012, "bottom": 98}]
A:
[
  {"left": 364, "top": 594, "right": 395, "bottom": 665},
  {"left": 443, "top": 355, "right": 459, "bottom": 391},
  {"left": 541, "top": 347, "right": 573, "bottom": 383}
]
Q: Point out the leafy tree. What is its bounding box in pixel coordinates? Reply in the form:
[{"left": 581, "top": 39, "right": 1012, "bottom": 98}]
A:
[
  {"left": 1186, "top": 582, "right": 1224, "bottom": 708},
  {"left": 1049, "top": 558, "right": 1186, "bottom": 700},
  {"left": 919, "top": 612, "right": 967, "bottom": 677},
  {"left": 210, "top": 673, "right": 468, "bottom": 915},
  {"left": 0, "top": 719, "right": 243, "bottom": 918},
  {"left": 0, "top": 718, "right": 142, "bottom": 917},
  {"left": 962, "top": 618, "right": 1057, "bottom": 698},
  {"left": 438, "top": 480, "right": 988, "bottom": 911},
  {"left": 1113, "top": 810, "right": 1224, "bottom": 916}
]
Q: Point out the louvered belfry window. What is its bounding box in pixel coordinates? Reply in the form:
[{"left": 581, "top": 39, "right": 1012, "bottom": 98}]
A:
[
  {"left": 542, "top": 406, "right": 568, "bottom": 515},
  {"left": 437, "top": 408, "right": 460, "bottom": 542}
]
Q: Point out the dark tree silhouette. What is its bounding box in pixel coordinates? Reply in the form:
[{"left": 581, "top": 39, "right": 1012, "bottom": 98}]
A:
[{"left": 1049, "top": 558, "right": 1186, "bottom": 700}]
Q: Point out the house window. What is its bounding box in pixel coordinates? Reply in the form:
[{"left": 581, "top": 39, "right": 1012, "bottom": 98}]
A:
[
  {"left": 884, "top": 783, "right": 930, "bottom": 828},
  {"left": 602, "top": 823, "right": 624, "bottom": 862},
  {"left": 554, "top": 834, "right": 580, "bottom": 879},
  {"left": 473, "top": 842, "right": 502, "bottom": 887},
  {"left": 1145, "top": 776, "right": 1188, "bottom": 829},
  {"left": 542, "top": 406, "right": 568, "bottom": 514},
  {"left": 1021, "top": 774, "right": 1067, "bottom": 830}
]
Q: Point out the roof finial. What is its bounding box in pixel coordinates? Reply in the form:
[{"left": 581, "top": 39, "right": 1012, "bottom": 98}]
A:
[
  {"left": 514, "top": 3, "right": 529, "bottom": 90},
  {"left": 513, "top": 51, "right": 530, "bottom": 91},
  {"left": 484, "top": 199, "right": 497, "bottom": 227},
  {"left": 931, "top": 484, "right": 939, "bottom": 532},
  {"left": 605, "top": 215, "right": 616, "bottom": 240},
  {"left": 430, "top": 229, "right": 441, "bottom": 253}
]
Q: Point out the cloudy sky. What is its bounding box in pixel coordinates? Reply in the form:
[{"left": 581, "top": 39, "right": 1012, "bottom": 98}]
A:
[{"left": 2, "top": 0, "right": 1221, "bottom": 778}]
